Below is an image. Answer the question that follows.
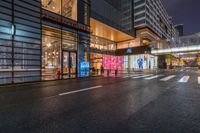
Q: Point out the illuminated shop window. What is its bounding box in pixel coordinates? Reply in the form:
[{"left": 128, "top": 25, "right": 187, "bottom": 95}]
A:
[
  {"left": 62, "top": 30, "right": 77, "bottom": 50},
  {"left": 42, "top": 0, "right": 61, "bottom": 14},
  {"left": 42, "top": 0, "right": 77, "bottom": 21},
  {"left": 90, "top": 35, "right": 116, "bottom": 51},
  {"left": 42, "top": 26, "right": 78, "bottom": 80},
  {"left": 62, "top": 0, "right": 77, "bottom": 21},
  {"left": 42, "top": 27, "right": 61, "bottom": 80}
]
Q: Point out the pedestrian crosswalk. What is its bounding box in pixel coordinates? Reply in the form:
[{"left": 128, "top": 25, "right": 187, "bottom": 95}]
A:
[
  {"left": 132, "top": 74, "right": 154, "bottom": 79},
  {"left": 121, "top": 73, "right": 200, "bottom": 84},
  {"left": 198, "top": 77, "right": 200, "bottom": 84},
  {"left": 144, "top": 75, "right": 163, "bottom": 80},
  {"left": 178, "top": 76, "right": 190, "bottom": 83},
  {"left": 160, "top": 75, "right": 176, "bottom": 81}
]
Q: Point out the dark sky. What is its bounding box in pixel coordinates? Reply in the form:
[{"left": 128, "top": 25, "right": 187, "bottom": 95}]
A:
[{"left": 162, "top": 0, "right": 200, "bottom": 35}]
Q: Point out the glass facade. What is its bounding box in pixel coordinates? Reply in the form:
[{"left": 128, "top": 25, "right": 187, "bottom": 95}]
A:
[
  {"left": 122, "top": 54, "right": 158, "bottom": 71},
  {"left": 0, "top": 0, "right": 90, "bottom": 85},
  {"left": 42, "top": 25, "right": 79, "bottom": 80},
  {"left": 90, "top": 35, "right": 116, "bottom": 52},
  {"left": 42, "top": 0, "right": 77, "bottom": 21},
  {"left": 42, "top": 26, "right": 61, "bottom": 80},
  {"left": 0, "top": 0, "right": 41, "bottom": 84}
]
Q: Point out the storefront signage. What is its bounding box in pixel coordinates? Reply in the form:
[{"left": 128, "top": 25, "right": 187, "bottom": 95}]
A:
[
  {"left": 126, "top": 48, "right": 133, "bottom": 54},
  {"left": 42, "top": 11, "right": 90, "bottom": 32}
]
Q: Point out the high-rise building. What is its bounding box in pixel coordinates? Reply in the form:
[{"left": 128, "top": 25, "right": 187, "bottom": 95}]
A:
[
  {"left": 133, "top": 0, "right": 178, "bottom": 41},
  {"left": 175, "top": 24, "right": 184, "bottom": 36}
]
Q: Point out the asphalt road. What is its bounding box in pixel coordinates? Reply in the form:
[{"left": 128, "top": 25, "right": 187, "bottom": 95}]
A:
[{"left": 0, "top": 69, "right": 200, "bottom": 133}]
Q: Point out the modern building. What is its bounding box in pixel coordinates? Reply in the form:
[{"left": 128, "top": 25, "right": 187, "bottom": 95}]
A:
[
  {"left": 175, "top": 24, "right": 184, "bottom": 36},
  {"left": 114, "top": 0, "right": 179, "bottom": 70},
  {"left": 0, "top": 0, "right": 90, "bottom": 85}
]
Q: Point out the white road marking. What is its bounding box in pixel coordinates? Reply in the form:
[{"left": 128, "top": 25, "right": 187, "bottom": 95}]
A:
[
  {"left": 178, "top": 76, "right": 190, "bottom": 83},
  {"left": 160, "top": 75, "right": 176, "bottom": 81},
  {"left": 59, "top": 85, "right": 103, "bottom": 96},
  {"left": 132, "top": 74, "right": 154, "bottom": 79},
  {"left": 123, "top": 74, "right": 143, "bottom": 78},
  {"left": 198, "top": 77, "right": 200, "bottom": 84},
  {"left": 145, "top": 75, "right": 163, "bottom": 80}
]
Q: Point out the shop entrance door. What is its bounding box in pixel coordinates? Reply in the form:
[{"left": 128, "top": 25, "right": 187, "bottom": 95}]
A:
[{"left": 62, "top": 51, "right": 77, "bottom": 79}]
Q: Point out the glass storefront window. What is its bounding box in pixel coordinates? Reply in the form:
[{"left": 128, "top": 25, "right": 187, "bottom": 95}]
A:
[
  {"left": 83, "top": 2, "right": 89, "bottom": 25},
  {"left": 62, "top": 30, "right": 77, "bottom": 50},
  {"left": 42, "top": 34, "right": 61, "bottom": 80},
  {"left": 90, "top": 35, "right": 117, "bottom": 51},
  {"left": 42, "top": 0, "right": 77, "bottom": 21},
  {"left": 62, "top": 0, "right": 77, "bottom": 21},
  {"left": 42, "top": 0, "right": 61, "bottom": 15},
  {"left": 122, "top": 54, "right": 158, "bottom": 70},
  {"left": 42, "top": 25, "right": 78, "bottom": 80}
]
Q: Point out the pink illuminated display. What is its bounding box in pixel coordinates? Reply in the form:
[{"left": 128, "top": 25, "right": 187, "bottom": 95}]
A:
[{"left": 103, "top": 56, "right": 123, "bottom": 70}]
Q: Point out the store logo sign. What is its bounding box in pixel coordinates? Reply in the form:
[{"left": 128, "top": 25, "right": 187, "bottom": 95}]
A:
[{"left": 126, "top": 48, "right": 133, "bottom": 54}]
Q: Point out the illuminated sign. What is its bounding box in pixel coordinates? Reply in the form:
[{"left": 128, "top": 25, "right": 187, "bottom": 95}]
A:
[
  {"left": 126, "top": 48, "right": 133, "bottom": 54},
  {"left": 80, "top": 62, "right": 89, "bottom": 70}
]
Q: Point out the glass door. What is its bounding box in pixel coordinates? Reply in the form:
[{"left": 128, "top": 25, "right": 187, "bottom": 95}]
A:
[
  {"left": 62, "top": 51, "right": 77, "bottom": 79},
  {"left": 63, "top": 51, "right": 70, "bottom": 79},
  {"left": 70, "top": 52, "right": 77, "bottom": 78}
]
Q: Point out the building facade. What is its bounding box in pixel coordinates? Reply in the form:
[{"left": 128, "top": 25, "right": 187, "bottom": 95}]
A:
[
  {"left": 134, "top": 0, "right": 177, "bottom": 39},
  {"left": 0, "top": 0, "right": 90, "bottom": 85},
  {"left": 90, "top": 0, "right": 135, "bottom": 75},
  {"left": 0, "top": 0, "right": 179, "bottom": 85}
]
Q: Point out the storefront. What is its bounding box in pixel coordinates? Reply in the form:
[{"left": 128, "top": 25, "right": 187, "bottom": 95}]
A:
[
  {"left": 90, "top": 35, "right": 117, "bottom": 75},
  {"left": 42, "top": 25, "right": 78, "bottom": 80},
  {"left": 41, "top": 0, "right": 90, "bottom": 80},
  {"left": 0, "top": 0, "right": 90, "bottom": 85},
  {"left": 122, "top": 54, "right": 158, "bottom": 71},
  {"left": 116, "top": 46, "right": 158, "bottom": 71}
]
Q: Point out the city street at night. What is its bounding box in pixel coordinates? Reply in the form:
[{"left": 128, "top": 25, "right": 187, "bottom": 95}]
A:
[
  {"left": 0, "top": 69, "right": 200, "bottom": 133},
  {"left": 1, "top": 0, "right": 200, "bottom": 132}
]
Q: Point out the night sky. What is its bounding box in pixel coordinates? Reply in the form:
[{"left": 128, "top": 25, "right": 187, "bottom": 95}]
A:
[{"left": 162, "top": 0, "right": 200, "bottom": 35}]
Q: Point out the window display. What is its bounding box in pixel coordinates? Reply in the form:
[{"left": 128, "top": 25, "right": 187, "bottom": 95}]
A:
[
  {"left": 42, "top": 28, "right": 61, "bottom": 80},
  {"left": 42, "top": 25, "right": 78, "bottom": 80},
  {"left": 123, "top": 54, "right": 157, "bottom": 70},
  {"left": 90, "top": 35, "right": 116, "bottom": 51}
]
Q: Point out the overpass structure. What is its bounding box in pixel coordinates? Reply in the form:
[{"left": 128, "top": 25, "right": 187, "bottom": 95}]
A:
[{"left": 151, "top": 33, "right": 200, "bottom": 55}]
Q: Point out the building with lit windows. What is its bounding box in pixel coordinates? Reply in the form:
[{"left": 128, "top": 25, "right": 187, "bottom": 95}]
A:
[
  {"left": 134, "top": 0, "right": 177, "bottom": 39},
  {"left": 114, "top": 0, "right": 179, "bottom": 72}
]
